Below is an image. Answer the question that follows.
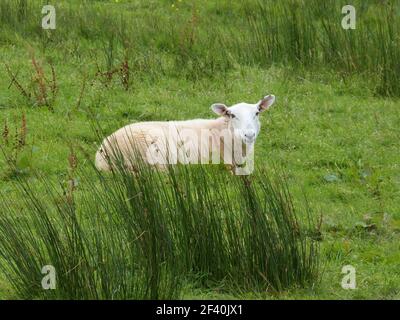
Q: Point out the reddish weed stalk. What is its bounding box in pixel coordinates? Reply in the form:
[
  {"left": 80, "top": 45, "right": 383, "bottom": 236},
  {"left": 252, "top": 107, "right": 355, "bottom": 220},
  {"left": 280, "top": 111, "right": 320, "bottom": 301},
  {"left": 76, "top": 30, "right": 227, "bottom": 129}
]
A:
[
  {"left": 94, "top": 56, "right": 130, "bottom": 90},
  {"left": 1, "top": 114, "right": 28, "bottom": 170},
  {"left": 4, "top": 50, "right": 58, "bottom": 111}
]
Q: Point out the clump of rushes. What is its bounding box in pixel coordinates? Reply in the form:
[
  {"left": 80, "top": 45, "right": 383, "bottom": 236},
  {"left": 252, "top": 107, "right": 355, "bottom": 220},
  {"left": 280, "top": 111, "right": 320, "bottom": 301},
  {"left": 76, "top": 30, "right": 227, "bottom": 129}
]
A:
[
  {"left": 0, "top": 135, "right": 319, "bottom": 298},
  {"left": 0, "top": 170, "right": 181, "bottom": 299},
  {"left": 3, "top": 0, "right": 399, "bottom": 95}
]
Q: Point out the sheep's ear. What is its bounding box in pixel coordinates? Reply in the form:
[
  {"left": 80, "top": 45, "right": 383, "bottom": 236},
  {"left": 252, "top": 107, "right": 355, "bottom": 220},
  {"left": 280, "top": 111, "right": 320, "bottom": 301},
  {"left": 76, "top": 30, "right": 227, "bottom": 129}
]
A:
[
  {"left": 211, "top": 103, "right": 228, "bottom": 116},
  {"left": 258, "top": 95, "right": 275, "bottom": 112}
]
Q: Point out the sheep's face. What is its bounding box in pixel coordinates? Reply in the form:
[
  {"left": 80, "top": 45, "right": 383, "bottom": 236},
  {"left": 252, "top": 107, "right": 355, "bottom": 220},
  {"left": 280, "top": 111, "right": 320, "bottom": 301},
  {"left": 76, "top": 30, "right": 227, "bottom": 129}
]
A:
[{"left": 211, "top": 95, "right": 275, "bottom": 145}]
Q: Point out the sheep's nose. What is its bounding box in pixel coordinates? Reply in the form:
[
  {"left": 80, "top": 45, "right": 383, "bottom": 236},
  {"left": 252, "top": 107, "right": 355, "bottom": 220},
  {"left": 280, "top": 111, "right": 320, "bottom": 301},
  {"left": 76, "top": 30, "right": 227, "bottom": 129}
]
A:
[{"left": 245, "top": 132, "right": 255, "bottom": 139}]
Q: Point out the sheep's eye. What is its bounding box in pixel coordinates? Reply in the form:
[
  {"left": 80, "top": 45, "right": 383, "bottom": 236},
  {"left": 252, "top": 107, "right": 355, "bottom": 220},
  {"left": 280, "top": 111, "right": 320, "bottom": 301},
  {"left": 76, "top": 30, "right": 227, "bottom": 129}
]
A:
[
  {"left": 229, "top": 113, "right": 236, "bottom": 119},
  {"left": 255, "top": 112, "right": 260, "bottom": 116}
]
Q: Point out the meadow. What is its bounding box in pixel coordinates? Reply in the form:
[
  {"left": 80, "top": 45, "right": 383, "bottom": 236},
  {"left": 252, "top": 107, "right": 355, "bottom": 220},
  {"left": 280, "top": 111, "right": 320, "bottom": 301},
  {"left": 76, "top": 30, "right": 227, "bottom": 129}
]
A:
[{"left": 0, "top": 0, "right": 399, "bottom": 299}]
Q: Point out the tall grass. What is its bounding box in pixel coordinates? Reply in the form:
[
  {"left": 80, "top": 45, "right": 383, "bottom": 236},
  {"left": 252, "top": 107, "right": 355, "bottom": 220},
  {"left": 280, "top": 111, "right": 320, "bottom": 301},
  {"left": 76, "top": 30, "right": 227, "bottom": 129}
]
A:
[
  {"left": 0, "top": 173, "right": 181, "bottom": 299},
  {"left": 239, "top": 0, "right": 400, "bottom": 95},
  {"left": 0, "top": 143, "right": 319, "bottom": 298},
  {"left": 1, "top": 0, "right": 398, "bottom": 95}
]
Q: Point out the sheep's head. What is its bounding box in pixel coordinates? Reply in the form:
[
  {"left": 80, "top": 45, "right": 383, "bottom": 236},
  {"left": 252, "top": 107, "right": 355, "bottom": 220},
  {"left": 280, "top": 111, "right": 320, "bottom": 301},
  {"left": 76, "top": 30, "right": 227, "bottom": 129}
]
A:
[{"left": 211, "top": 95, "right": 275, "bottom": 145}]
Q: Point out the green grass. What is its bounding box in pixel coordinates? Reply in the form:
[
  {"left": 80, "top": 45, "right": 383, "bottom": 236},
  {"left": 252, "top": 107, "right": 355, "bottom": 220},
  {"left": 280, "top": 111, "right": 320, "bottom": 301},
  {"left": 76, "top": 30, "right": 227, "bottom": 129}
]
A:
[
  {"left": 0, "top": 157, "right": 319, "bottom": 298},
  {"left": 0, "top": 0, "right": 400, "bottom": 299}
]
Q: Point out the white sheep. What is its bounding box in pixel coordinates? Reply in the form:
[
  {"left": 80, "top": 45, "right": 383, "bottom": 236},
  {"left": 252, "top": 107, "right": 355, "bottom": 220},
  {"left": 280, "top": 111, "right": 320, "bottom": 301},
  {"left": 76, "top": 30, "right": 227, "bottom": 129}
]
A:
[{"left": 95, "top": 95, "right": 275, "bottom": 174}]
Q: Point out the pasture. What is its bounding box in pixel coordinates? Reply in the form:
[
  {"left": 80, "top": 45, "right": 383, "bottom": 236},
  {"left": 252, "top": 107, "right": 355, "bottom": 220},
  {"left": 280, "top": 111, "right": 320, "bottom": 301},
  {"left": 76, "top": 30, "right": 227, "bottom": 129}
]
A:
[{"left": 0, "top": 0, "right": 399, "bottom": 299}]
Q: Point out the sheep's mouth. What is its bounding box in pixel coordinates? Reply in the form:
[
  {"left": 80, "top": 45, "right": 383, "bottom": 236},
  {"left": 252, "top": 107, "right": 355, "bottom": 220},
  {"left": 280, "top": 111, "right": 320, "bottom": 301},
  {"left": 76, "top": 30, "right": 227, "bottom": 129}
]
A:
[{"left": 242, "top": 137, "right": 255, "bottom": 145}]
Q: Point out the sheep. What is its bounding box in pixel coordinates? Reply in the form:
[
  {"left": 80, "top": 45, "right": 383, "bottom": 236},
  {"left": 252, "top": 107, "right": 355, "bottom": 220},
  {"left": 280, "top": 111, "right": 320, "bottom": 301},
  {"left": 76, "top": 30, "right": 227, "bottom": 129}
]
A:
[{"left": 95, "top": 94, "right": 275, "bottom": 175}]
